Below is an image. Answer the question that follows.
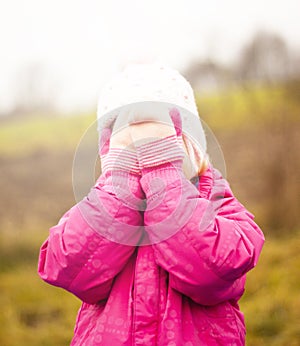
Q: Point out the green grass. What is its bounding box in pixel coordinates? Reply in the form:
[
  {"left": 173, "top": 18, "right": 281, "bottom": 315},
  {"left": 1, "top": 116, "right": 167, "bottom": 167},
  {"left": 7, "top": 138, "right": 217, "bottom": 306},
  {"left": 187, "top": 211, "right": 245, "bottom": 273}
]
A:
[
  {"left": 0, "top": 112, "right": 95, "bottom": 157},
  {"left": 0, "top": 267, "right": 81, "bottom": 346},
  {"left": 240, "top": 231, "right": 300, "bottom": 345},
  {"left": 0, "top": 229, "right": 81, "bottom": 346},
  {"left": 196, "top": 82, "right": 300, "bottom": 131}
]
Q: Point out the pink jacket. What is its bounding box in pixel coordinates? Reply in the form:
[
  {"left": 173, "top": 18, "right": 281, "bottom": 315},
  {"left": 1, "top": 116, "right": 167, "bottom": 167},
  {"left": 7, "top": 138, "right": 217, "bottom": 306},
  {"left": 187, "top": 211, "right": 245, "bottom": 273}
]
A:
[{"left": 38, "top": 162, "right": 265, "bottom": 345}]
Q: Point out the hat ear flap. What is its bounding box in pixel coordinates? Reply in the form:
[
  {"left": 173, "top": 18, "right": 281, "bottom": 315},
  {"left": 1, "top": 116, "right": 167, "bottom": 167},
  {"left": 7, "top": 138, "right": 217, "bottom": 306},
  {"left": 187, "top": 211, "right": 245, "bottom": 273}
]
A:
[
  {"left": 99, "top": 127, "right": 112, "bottom": 156},
  {"left": 98, "top": 116, "right": 118, "bottom": 156},
  {"left": 169, "top": 107, "right": 182, "bottom": 137}
]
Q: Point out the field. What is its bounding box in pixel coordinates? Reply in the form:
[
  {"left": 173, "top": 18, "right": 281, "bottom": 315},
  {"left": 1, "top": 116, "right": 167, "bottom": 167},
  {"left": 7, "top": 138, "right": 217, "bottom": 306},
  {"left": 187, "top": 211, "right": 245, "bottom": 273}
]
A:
[{"left": 0, "top": 81, "right": 299, "bottom": 345}]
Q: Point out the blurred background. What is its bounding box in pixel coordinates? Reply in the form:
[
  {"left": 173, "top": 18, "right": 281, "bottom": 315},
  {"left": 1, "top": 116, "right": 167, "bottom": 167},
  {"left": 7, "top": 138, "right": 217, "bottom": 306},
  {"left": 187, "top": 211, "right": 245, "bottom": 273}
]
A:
[{"left": 0, "top": 1, "right": 299, "bottom": 345}]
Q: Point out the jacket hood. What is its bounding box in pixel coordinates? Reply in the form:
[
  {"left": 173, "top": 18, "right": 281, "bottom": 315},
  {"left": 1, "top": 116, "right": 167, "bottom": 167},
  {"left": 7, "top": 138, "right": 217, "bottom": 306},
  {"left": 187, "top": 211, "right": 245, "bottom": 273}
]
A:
[{"left": 97, "top": 62, "right": 207, "bottom": 153}]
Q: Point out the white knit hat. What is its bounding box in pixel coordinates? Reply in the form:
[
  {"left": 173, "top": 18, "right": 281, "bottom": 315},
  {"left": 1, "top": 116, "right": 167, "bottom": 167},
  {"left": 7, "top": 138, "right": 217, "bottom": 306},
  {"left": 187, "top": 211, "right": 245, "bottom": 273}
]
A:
[{"left": 97, "top": 62, "right": 207, "bottom": 153}]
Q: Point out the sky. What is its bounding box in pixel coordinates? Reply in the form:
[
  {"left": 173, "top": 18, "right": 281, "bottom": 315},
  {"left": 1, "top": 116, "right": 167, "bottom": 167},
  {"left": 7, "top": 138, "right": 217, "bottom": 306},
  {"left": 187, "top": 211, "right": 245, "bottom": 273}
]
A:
[{"left": 0, "top": 0, "right": 299, "bottom": 114}]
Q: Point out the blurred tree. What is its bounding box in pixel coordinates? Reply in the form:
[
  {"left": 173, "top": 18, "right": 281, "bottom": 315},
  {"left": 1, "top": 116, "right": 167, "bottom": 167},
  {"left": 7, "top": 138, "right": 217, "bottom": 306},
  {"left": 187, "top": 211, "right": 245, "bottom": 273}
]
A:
[
  {"left": 236, "top": 31, "right": 290, "bottom": 84},
  {"left": 12, "top": 62, "right": 58, "bottom": 116},
  {"left": 289, "top": 52, "right": 300, "bottom": 79},
  {"left": 182, "top": 59, "right": 233, "bottom": 94}
]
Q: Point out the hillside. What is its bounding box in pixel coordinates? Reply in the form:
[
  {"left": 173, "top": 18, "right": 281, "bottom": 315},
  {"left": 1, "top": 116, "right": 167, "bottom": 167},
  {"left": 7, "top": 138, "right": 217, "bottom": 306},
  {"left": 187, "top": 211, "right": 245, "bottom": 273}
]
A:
[{"left": 0, "top": 81, "right": 299, "bottom": 345}]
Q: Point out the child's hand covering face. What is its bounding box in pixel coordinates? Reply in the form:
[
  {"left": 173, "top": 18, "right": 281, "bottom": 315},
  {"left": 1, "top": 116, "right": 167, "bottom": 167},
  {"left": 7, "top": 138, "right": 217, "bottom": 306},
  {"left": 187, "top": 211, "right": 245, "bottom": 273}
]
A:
[
  {"left": 110, "top": 103, "right": 177, "bottom": 150},
  {"left": 109, "top": 126, "right": 134, "bottom": 150}
]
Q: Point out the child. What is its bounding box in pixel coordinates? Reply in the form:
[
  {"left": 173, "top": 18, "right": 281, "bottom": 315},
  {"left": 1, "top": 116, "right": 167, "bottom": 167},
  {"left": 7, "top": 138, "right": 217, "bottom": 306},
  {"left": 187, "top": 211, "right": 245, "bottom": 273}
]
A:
[{"left": 38, "top": 62, "right": 265, "bottom": 345}]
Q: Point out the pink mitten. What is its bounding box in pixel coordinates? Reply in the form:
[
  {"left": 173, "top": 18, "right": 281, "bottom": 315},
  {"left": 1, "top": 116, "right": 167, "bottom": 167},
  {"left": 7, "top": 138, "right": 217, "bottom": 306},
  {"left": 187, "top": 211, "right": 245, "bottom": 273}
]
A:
[
  {"left": 99, "top": 123, "right": 140, "bottom": 176},
  {"left": 133, "top": 107, "right": 185, "bottom": 171}
]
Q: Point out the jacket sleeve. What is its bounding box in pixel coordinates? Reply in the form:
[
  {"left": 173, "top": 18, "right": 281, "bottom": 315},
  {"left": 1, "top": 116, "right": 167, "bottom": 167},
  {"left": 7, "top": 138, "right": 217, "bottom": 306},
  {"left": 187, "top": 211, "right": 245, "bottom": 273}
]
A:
[
  {"left": 139, "top": 162, "right": 265, "bottom": 306},
  {"left": 38, "top": 170, "right": 144, "bottom": 304}
]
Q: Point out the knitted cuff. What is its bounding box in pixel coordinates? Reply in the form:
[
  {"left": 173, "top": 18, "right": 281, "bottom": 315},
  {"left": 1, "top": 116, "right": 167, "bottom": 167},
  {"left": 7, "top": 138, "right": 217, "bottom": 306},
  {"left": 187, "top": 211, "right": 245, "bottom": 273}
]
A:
[
  {"left": 101, "top": 148, "right": 141, "bottom": 175},
  {"left": 136, "top": 134, "right": 185, "bottom": 170}
]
